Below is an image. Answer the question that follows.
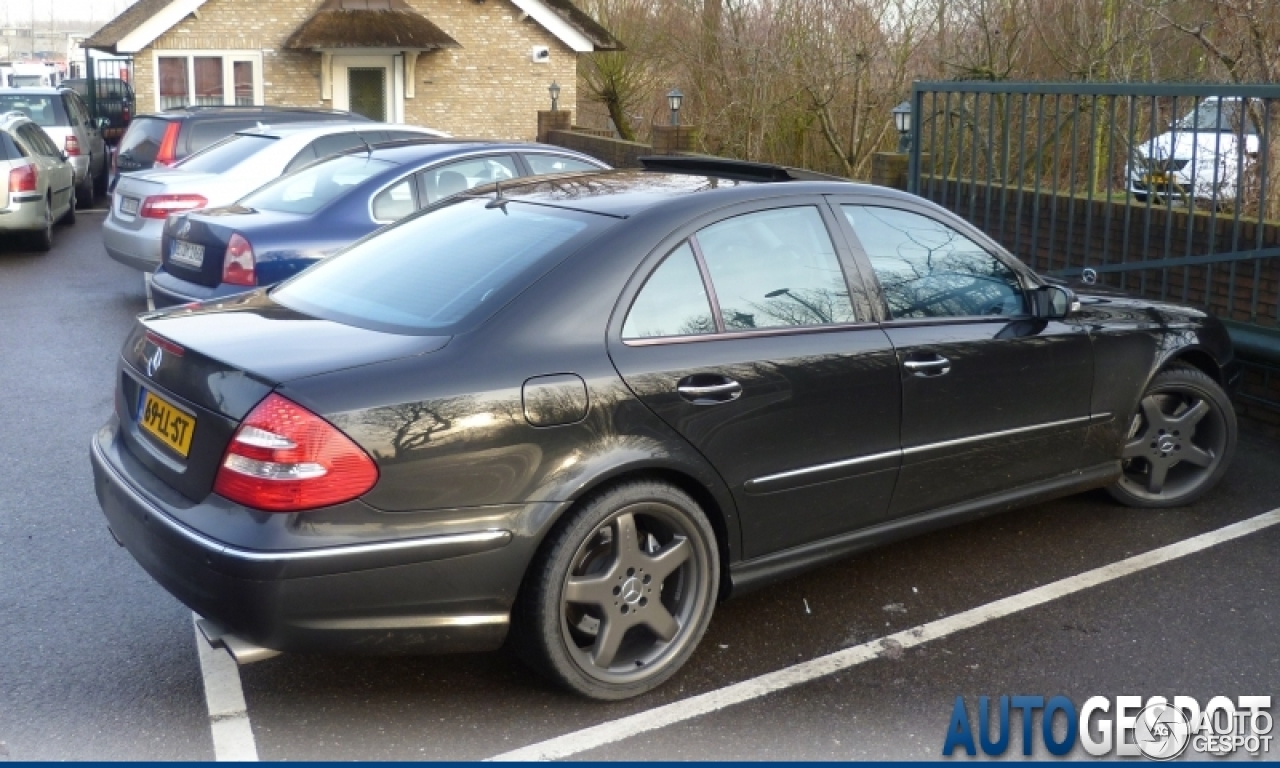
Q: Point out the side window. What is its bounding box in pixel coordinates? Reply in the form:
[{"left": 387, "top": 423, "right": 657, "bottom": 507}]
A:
[
  {"left": 523, "top": 154, "right": 600, "bottom": 175},
  {"left": 312, "top": 132, "right": 365, "bottom": 159},
  {"left": 420, "top": 155, "right": 518, "bottom": 203},
  {"left": 371, "top": 178, "right": 417, "bottom": 222},
  {"left": 842, "top": 206, "right": 1028, "bottom": 320},
  {"left": 697, "top": 206, "right": 854, "bottom": 330},
  {"left": 62, "top": 94, "right": 85, "bottom": 126},
  {"left": 284, "top": 142, "right": 318, "bottom": 173},
  {"left": 622, "top": 242, "right": 716, "bottom": 339}
]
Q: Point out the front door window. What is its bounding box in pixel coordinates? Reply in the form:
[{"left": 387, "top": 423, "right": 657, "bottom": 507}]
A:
[{"left": 348, "top": 68, "right": 387, "bottom": 122}]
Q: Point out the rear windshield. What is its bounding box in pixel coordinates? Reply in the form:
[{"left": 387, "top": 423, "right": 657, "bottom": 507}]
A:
[
  {"left": 176, "top": 134, "right": 275, "bottom": 173},
  {"left": 240, "top": 154, "right": 391, "bottom": 214},
  {"left": 118, "top": 117, "right": 169, "bottom": 164},
  {"left": 272, "top": 198, "right": 610, "bottom": 335},
  {"left": 0, "top": 94, "right": 68, "bottom": 127}
]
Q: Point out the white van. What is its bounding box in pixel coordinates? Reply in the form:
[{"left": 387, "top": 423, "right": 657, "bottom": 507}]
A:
[
  {"left": 10, "top": 63, "right": 58, "bottom": 88},
  {"left": 1128, "top": 96, "right": 1259, "bottom": 205}
]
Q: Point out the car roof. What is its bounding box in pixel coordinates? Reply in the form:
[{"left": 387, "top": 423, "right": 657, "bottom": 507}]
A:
[
  {"left": 149, "top": 105, "right": 365, "bottom": 121},
  {"left": 231, "top": 120, "right": 405, "bottom": 139},
  {"left": 357, "top": 139, "right": 588, "bottom": 165},
  {"left": 467, "top": 160, "right": 883, "bottom": 218},
  {"left": 0, "top": 86, "right": 71, "bottom": 96}
]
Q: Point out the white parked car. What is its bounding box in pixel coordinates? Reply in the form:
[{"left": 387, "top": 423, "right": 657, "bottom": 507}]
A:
[
  {"left": 103, "top": 121, "right": 447, "bottom": 271},
  {"left": 1128, "top": 96, "right": 1260, "bottom": 205},
  {"left": 0, "top": 110, "right": 76, "bottom": 251}
]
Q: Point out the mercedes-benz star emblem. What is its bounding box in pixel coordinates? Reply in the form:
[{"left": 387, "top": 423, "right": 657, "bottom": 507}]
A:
[
  {"left": 1135, "top": 702, "right": 1191, "bottom": 760},
  {"left": 145, "top": 346, "right": 164, "bottom": 377},
  {"left": 620, "top": 577, "right": 643, "bottom": 605}
]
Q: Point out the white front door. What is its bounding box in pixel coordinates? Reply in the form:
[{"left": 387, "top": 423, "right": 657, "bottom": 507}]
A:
[{"left": 331, "top": 54, "right": 400, "bottom": 122}]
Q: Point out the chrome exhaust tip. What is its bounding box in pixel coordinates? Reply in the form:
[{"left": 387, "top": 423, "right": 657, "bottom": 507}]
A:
[{"left": 196, "top": 617, "right": 281, "bottom": 665}]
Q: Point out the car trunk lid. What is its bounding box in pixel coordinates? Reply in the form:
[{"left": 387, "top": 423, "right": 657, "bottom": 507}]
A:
[
  {"left": 118, "top": 293, "right": 448, "bottom": 502},
  {"left": 161, "top": 207, "right": 255, "bottom": 288}
]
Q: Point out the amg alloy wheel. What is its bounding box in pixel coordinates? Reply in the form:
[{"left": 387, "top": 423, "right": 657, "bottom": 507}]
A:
[
  {"left": 1108, "top": 365, "right": 1236, "bottom": 508},
  {"left": 516, "top": 481, "right": 718, "bottom": 699}
]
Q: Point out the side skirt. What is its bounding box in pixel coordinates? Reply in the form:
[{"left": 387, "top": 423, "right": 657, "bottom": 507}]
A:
[{"left": 727, "top": 461, "right": 1121, "bottom": 597}]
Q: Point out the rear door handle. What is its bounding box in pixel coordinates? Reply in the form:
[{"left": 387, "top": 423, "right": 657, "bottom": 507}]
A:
[
  {"left": 903, "top": 356, "right": 951, "bottom": 377},
  {"left": 677, "top": 378, "right": 743, "bottom": 404}
]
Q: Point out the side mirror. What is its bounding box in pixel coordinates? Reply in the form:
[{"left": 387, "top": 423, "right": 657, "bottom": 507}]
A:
[
  {"left": 1033, "top": 284, "right": 1077, "bottom": 320},
  {"left": 96, "top": 117, "right": 110, "bottom": 129}
]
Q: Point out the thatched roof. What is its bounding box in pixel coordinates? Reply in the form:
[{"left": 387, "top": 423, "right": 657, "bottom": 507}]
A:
[
  {"left": 285, "top": 0, "right": 461, "bottom": 50},
  {"left": 539, "top": 0, "right": 621, "bottom": 51},
  {"left": 84, "top": 0, "right": 176, "bottom": 53}
]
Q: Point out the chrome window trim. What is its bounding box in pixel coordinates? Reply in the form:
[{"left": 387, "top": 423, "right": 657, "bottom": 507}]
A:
[{"left": 622, "top": 320, "right": 883, "bottom": 346}]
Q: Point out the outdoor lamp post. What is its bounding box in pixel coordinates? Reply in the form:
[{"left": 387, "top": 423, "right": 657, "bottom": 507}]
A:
[
  {"left": 667, "top": 88, "right": 684, "bottom": 127},
  {"left": 548, "top": 81, "right": 561, "bottom": 112},
  {"left": 893, "top": 100, "right": 912, "bottom": 154}
]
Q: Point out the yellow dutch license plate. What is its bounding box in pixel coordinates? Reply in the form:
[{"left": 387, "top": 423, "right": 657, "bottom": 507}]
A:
[
  {"left": 1145, "top": 172, "right": 1168, "bottom": 186},
  {"left": 139, "top": 390, "right": 196, "bottom": 457}
]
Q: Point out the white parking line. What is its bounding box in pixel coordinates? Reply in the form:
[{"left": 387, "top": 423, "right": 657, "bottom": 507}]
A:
[
  {"left": 192, "top": 614, "right": 259, "bottom": 761},
  {"left": 489, "top": 507, "right": 1280, "bottom": 761},
  {"left": 144, "top": 274, "right": 155, "bottom": 312}
]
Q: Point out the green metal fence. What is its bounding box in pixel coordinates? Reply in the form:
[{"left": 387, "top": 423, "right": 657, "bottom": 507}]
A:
[{"left": 907, "top": 81, "right": 1280, "bottom": 409}]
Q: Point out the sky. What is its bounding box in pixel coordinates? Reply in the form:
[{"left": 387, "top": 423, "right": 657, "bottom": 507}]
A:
[{"left": 2, "top": 0, "right": 138, "bottom": 28}]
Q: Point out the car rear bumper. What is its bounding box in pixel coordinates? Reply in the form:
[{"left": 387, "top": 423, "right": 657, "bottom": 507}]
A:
[
  {"left": 103, "top": 213, "right": 163, "bottom": 271},
  {"left": 150, "top": 267, "right": 251, "bottom": 308},
  {"left": 90, "top": 421, "right": 534, "bottom": 655},
  {"left": 0, "top": 195, "right": 46, "bottom": 230}
]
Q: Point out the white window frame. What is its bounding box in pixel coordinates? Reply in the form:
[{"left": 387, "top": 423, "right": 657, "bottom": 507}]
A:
[{"left": 151, "top": 50, "right": 264, "bottom": 112}]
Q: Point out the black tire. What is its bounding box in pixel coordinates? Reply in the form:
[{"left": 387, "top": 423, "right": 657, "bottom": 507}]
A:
[
  {"left": 61, "top": 187, "right": 76, "bottom": 226},
  {"left": 30, "top": 197, "right": 53, "bottom": 252},
  {"left": 93, "top": 157, "right": 110, "bottom": 199},
  {"left": 514, "top": 480, "right": 719, "bottom": 700},
  {"left": 1107, "top": 365, "right": 1237, "bottom": 508},
  {"left": 75, "top": 168, "right": 95, "bottom": 209}
]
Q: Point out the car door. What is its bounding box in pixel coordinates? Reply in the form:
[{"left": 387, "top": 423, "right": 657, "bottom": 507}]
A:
[
  {"left": 18, "top": 124, "right": 72, "bottom": 213},
  {"left": 608, "top": 199, "right": 902, "bottom": 560},
  {"left": 833, "top": 199, "right": 1096, "bottom": 519}
]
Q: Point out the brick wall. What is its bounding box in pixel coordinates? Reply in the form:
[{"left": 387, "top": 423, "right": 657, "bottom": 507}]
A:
[
  {"left": 545, "top": 129, "right": 650, "bottom": 168},
  {"left": 140, "top": 0, "right": 579, "bottom": 139},
  {"left": 921, "top": 178, "right": 1280, "bottom": 432}
]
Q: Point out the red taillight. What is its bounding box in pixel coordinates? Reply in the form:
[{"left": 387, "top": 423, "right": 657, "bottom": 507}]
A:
[
  {"left": 64, "top": 134, "right": 81, "bottom": 156},
  {"left": 154, "top": 121, "right": 180, "bottom": 166},
  {"left": 139, "top": 194, "right": 207, "bottom": 219},
  {"left": 8, "top": 164, "right": 36, "bottom": 193},
  {"left": 122, "top": 105, "right": 131, "bottom": 123},
  {"left": 222, "top": 233, "right": 256, "bottom": 286},
  {"left": 213, "top": 393, "right": 378, "bottom": 512}
]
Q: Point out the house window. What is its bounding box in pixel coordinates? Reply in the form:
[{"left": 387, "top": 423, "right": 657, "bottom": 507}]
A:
[{"left": 154, "top": 52, "right": 262, "bottom": 111}]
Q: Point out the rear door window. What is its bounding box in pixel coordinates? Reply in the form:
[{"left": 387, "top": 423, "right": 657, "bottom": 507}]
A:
[
  {"left": 523, "top": 154, "right": 601, "bottom": 174},
  {"left": 622, "top": 242, "right": 716, "bottom": 339},
  {"left": 371, "top": 178, "right": 417, "bottom": 222},
  {"left": 420, "top": 155, "right": 518, "bottom": 203},
  {"left": 697, "top": 206, "right": 855, "bottom": 330}
]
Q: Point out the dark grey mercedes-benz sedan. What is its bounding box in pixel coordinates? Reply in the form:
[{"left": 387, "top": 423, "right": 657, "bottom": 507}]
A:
[{"left": 90, "top": 157, "right": 1239, "bottom": 699}]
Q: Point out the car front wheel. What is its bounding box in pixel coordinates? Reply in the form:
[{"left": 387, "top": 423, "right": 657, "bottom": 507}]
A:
[
  {"left": 515, "top": 480, "right": 719, "bottom": 700},
  {"left": 1108, "top": 365, "right": 1237, "bottom": 508}
]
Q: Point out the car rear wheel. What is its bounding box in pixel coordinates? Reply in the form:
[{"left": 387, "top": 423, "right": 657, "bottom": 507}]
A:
[
  {"left": 515, "top": 480, "right": 719, "bottom": 700},
  {"left": 31, "top": 197, "right": 53, "bottom": 252},
  {"left": 1107, "top": 365, "right": 1236, "bottom": 508},
  {"left": 75, "top": 168, "right": 95, "bottom": 209}
]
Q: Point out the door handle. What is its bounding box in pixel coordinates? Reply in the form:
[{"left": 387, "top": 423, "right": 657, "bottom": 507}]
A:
[
  {"left": 903, "top": 356, "right": 951, "bottom": 377},
  {"left": 677, "top": 378, "right": 743, "bottom": 404}
]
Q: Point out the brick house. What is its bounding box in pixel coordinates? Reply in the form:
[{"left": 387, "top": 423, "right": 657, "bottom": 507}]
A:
[{"left": 83, "top": 0, "right": 618, "bottom": 139}]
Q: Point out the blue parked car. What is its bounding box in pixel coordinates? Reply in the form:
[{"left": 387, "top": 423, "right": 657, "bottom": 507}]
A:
[{"left": 150, "top": 140, "right": 608, "bottom": 307}]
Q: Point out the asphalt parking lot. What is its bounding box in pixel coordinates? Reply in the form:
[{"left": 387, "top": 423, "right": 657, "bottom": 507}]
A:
[{"left": 1, "top": 215, "right": 1277, "bottom": 761}]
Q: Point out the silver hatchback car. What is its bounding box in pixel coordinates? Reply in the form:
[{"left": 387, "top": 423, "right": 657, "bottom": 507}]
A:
[
  {"left": 0, "top": 87, "right": 109, "bottom": 206},
  {"left": 0, "top": 111, "right": 76, "bottom": 250}
]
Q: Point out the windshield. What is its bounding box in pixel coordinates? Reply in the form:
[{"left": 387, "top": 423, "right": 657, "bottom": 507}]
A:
[
  {"left": 176, "top": 134, "right": 275, "bottom": 173},
  {"left": 272, "top": 198, "right": 610, "bottom": 335},
  {"left": 240, "top": 154, "right": 391, "bottom": 214},
  {"left": 0, "top": 94, "right": 67, "bottom": 126},
  {"left": 1175, "top": 99, "right": 1258, "bottom": 135}
]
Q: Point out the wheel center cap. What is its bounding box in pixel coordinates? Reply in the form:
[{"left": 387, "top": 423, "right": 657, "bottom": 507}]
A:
[
  {"left": 1159, "top": 437, "right": 1176, "bottom": 453},
  {"left": 620, "top": 576, "right": 643, "bottom": 605}
]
